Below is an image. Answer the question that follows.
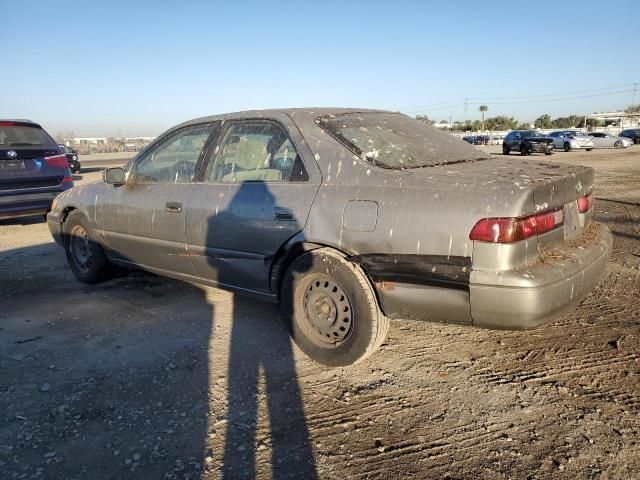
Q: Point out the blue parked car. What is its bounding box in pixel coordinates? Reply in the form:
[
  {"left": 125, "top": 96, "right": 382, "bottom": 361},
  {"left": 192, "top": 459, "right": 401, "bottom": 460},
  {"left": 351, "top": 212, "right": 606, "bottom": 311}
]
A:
[{"left": 0, "top": 120, "right": 73, "bottom": 220}]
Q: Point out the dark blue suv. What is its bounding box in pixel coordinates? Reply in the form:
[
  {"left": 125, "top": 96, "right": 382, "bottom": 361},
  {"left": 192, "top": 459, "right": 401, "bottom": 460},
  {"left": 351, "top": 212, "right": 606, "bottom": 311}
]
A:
[{"left": 0, "top": 120, "right": 74, "bottom": 220}]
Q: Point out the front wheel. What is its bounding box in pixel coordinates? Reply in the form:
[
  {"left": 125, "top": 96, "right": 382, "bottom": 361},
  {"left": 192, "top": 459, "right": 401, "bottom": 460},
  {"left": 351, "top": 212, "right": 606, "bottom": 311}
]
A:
[
  {"left": 586, "top": 148, "right": 592, "bottom": 151},
  {"left": 280, "top": 248, "right": 389, "bottom": 367},
  {"left": 520, "top": 144, "right": 529, "bottom": 156},
  {"left": 614, "top": 140, "right": 623, "bottom": 149},
  {"left": 64, "top": 210, "right": 111, "bottom": 283},
  {"left": 502, "top": 144, "right": 509, "bottom": 155},
  {"left": 564, "top": 142, "right": 571, "bottom": 152}
]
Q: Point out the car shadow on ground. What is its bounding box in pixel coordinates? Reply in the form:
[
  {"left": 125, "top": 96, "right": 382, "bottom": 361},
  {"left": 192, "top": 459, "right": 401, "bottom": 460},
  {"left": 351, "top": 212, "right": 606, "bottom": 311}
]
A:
[
  {"left": 0, "top": 214, "right": 45, "bottom": 226},
  {"left": 1, "top": 219, "right": 317, "bottom": 478}
]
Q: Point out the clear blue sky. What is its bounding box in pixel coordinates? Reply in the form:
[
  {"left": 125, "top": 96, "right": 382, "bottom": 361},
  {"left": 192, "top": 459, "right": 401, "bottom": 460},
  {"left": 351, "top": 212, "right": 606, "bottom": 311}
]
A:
[{"left": 2, "top": 0, "right": 638, "bottom": 136}]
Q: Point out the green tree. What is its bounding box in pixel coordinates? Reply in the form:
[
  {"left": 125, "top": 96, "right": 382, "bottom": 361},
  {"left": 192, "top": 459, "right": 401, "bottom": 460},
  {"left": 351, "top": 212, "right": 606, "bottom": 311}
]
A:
[
  {"left": 415, "top": 114, "right": 435, "bottom": 125},
  {"left": 479, "top": 105, "right": 488, "bottom": 131},
  {"left": 553, "top": 115, "right": 581, "bottom": 128},
  {"left": 485, "top": 116, "right": 518, "bottom": 131},
  {"left": 534, "top": 114, "right": 553, "bottom": 129}
]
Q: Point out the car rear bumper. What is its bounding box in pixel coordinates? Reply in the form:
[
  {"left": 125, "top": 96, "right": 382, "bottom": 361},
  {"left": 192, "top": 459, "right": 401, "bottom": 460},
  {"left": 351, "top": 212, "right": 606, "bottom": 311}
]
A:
[
  {"left": 372, "top": 223, "right": 612, "bottom": 330},
  {"left": 469, "top": 222, "right": 612, "bottom": 329},
  {"left": 0, "top": 191, "right": 61, "bottom": 219}
]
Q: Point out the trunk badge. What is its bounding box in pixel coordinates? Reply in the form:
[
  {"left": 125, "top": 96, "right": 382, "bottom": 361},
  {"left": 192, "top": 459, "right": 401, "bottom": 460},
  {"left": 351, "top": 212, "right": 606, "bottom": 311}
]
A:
[{"left": 7, "top": 150, "right": 17, "bottom": 158}]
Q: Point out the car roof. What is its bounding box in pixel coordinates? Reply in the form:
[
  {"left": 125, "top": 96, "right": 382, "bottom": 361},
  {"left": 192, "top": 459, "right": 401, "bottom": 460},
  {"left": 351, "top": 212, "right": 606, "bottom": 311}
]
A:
[
  {"left": 0, "top": 119, "right": 42, "bottom": 128},
  {"left": 175, "top": 108, "right": 387, "bottom": 129}
]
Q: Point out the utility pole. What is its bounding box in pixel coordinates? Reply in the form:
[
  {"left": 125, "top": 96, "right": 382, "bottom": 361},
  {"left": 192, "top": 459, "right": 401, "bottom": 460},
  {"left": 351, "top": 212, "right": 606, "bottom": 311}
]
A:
[
  {"left": 463, "top": 97, "right": 468, "bottom": 125},
  {"left": 632, "top": 82, "right": 638, "bottom": 108}
]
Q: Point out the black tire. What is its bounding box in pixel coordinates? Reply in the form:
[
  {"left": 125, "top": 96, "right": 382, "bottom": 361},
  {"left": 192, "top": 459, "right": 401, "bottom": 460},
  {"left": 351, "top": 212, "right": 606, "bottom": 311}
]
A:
[
  {"left": 564, "top": 142, "right": 571, "bottom": 152},
  {"left": 502, "top": 144, "right": 509, "bottom": 155},
  {"left": 520, "top": 144, "right": 529, "bottom": 156},
  {"left": 280, "top": 248, "right": 389, "bottom": 367},
  {"left": 614, "top": 140, "right": 623, "bottom": 149},
  {"left": 64, "top": 210, "right": 111, "bottom": 283},
  {"left": 586, "top": 148, "right": 592, "bottom": 152}
]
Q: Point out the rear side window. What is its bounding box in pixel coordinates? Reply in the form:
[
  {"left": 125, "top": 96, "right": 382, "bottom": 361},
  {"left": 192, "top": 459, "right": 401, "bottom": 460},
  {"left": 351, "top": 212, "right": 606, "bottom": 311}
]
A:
[
  {"left": 316, "top": 112, "right": 489, "bottom": 169},
  {"left": 0, "top": 124, "right": 56, "bottom": 147},
  {"left": 206, "top": 121, "right": 308, "bottom": 182}
]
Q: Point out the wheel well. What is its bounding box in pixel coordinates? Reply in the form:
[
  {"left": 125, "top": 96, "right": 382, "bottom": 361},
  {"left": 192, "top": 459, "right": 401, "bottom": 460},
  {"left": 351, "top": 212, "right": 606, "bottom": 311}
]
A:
[
  {"left": 270, "top": 241, "right": 325, "bottom": 297},
  {"left": 270, "top": 242, "right": 386, "bottom": 315},
  {"left": 61, "top": 206, "right": 77, "bottom": 224}
]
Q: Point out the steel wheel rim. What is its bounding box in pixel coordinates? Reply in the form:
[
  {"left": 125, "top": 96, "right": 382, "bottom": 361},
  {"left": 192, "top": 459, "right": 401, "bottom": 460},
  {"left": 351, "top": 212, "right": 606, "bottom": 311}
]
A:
[
  {"left": 301, "top": 274, "right": 353, "bottom": 347},
  {"left": 70, "top": 225, "right": 92, "bottom": 273}
]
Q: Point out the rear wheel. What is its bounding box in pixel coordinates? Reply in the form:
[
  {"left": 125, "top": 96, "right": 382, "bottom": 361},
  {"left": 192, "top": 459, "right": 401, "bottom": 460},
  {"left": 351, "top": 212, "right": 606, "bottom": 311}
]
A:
[
  {"left": 564, "top": 142, "right": 571, "bottom": 152},
  {"left": 280, "top": 248, "right": 389, "bottom": 367},
  {"left": 64, "top": 210, "right": 111, "bottom": 283}
]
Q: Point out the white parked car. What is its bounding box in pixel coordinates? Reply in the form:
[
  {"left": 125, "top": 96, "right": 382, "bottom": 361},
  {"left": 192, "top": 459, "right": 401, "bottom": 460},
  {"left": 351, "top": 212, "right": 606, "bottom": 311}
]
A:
[
  {"left": 589, "top": 132, "right": 633, "bottom": 149},
  {"left": 548, "top": 130, "right": 594, "bottom": 152}
]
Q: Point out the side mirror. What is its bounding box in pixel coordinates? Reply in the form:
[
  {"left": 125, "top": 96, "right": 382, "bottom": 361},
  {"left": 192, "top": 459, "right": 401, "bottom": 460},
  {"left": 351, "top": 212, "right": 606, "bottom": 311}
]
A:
[{"left": 104, "top": 167, "right": 126, "bottom": 186}]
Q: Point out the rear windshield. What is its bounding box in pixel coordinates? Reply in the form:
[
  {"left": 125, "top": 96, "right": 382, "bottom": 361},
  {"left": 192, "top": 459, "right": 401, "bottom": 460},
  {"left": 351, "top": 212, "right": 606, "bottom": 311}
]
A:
[
  {"left": 0, "top": 125, "right": 56, "bottom": 148},
  {"left": 316, "top": 112, "right": 489, "bottom": 169}
]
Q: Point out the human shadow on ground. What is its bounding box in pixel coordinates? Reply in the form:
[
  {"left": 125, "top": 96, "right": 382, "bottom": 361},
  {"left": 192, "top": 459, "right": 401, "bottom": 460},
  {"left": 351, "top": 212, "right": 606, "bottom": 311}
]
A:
[{"left": 205, "top": 180, "right": 317, "bottom": 479}]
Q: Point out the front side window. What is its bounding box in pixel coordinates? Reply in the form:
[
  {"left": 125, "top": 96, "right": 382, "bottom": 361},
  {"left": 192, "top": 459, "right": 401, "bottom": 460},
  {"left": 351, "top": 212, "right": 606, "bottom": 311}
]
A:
[
  {"left": 131, "top": 124, "right": 215, "bottom": 183},
  {"left": 206, "top": 121, "right": 308, "bottom": 182}
]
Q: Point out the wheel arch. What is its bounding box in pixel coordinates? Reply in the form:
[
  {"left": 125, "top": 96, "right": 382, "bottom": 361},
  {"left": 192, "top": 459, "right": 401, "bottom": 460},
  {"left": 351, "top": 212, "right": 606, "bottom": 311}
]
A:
[{"left": 269, "top": 235, "right": 387, "bottom": 315}]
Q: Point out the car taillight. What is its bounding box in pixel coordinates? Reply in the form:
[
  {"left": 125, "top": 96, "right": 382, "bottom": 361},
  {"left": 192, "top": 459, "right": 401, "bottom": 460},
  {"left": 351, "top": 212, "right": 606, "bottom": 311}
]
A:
[
  {"left": 469, "top": 209, "right": 564, "bottom": 243},
  {"left": 44, "top": 154, "right": 69, "bottom": 168},
  {"left": 577, "top": 193, "right": 594, "bottom": 213},
  {"left": 62, "top": 177, "right": 73, "bottom": 183},
  {"left": 0, "top": 121, "right": 17, "bottom": 126}
]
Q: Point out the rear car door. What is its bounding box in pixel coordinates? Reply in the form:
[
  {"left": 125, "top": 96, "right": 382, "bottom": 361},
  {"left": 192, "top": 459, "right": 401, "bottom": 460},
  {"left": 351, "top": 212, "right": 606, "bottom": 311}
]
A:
[
  {"left": 101, "top": 123, "right": 217, "bottom": 275},
  {"left": 186, "top": 117, "right": 321, "bottom": 294}
]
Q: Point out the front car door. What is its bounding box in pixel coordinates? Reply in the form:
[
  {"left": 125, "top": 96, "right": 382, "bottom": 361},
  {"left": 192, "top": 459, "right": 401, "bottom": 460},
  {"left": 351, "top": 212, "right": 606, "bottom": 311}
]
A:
[
  {"left": 100, "top": 123, "right": 217, "bottom": 275},
  {"left": 186, "top": 117, "right": 321, "bottom": 295}
]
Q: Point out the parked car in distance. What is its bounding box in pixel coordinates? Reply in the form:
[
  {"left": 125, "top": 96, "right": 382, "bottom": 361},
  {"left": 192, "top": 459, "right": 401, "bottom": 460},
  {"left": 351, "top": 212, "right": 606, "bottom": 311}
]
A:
[
  {"left": 619, "top": 128, "right": 640, "bottom": 144},
  {"left": 47, "top": 109, "right": 611, "bottom": 366},
  {"left": 502, "top": 130, "right": 554, "bottom": 155},
  {"left": 1, "top": 120, "right": 74, "bottom": 220},
  {"left": 58, "top": 145, "right": 81, "bottom": 173},
  {"left": 474, "top": 135, "right": 490, "bottom": 145},
  {"left": 548, "top": 130, "right": 594, "bottom": 151},
  {"left": 588, "top": 132, "right": 633, "bottom": 149},
  {"left": 462, "top": 136, "right": 476, "bottom": 144}
]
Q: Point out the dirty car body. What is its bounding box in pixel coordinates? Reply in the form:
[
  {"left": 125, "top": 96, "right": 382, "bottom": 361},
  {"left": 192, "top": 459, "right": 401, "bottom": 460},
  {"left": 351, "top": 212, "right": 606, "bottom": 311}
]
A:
[
  {"left": 47, "top": 109, "right": 612, "bottom": 363},
  {"left": 1, "top": 120, "right": 74, "bottom": 220}
]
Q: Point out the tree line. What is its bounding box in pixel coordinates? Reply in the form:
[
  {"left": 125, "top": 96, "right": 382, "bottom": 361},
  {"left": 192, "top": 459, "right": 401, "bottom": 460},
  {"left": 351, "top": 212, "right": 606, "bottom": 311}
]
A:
[{"left": 416, "top": 103, "right": 639, "bottom": 132}]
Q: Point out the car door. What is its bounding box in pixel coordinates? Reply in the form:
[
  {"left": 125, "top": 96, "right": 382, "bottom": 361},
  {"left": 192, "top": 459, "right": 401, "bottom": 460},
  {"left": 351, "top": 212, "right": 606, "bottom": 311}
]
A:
[
  {"left": 185, "top": 117, "right": 321, "bottom": 294},
  {"left": 549, "top": 132, "right": 561, "bottom": 148},
  {"left": 100, "top": 123, "right": 217, "bottom": 275}
]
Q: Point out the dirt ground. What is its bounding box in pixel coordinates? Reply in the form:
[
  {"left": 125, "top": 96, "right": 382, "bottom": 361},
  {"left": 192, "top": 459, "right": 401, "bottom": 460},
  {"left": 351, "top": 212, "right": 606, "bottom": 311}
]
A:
[{"left": 1, "top": 147, "right": 639, "bottom": 479}]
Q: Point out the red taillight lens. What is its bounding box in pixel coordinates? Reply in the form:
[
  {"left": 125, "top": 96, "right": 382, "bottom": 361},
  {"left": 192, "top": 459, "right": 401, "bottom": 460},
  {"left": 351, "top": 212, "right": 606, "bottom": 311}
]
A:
[
  {"left": 62, "top": 177, "right": 73, "bottom": 183},
  {"left": 469, "top": 209, "right": 564, "bottom": 243},
  {"left": 44, "top": 154, "right": 69, "bottom": 169},
  {"left": 0, "top": 121, "right": 17, "bottom": 126},
  {"left": 577, "top": 193, "right": 594, "bottom": 213}
]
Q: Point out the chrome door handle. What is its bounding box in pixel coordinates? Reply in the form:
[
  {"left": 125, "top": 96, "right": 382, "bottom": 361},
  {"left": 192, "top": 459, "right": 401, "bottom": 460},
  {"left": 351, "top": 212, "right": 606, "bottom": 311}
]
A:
[{"left": 165, "top": 202, "right": 182, "bottom": 213}]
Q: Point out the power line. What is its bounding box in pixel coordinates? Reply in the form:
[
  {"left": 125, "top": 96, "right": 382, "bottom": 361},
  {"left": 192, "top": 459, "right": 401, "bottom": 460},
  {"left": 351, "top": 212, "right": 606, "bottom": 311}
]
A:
[
  {"left": 467, "top": 83, "right": 637, "bottom": 101},
  {"left": 466, "top": 89, "right": 634, "bottom": 105},
  {"left": 398, "top": 82, "right": 638, "bottom": 114}
]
